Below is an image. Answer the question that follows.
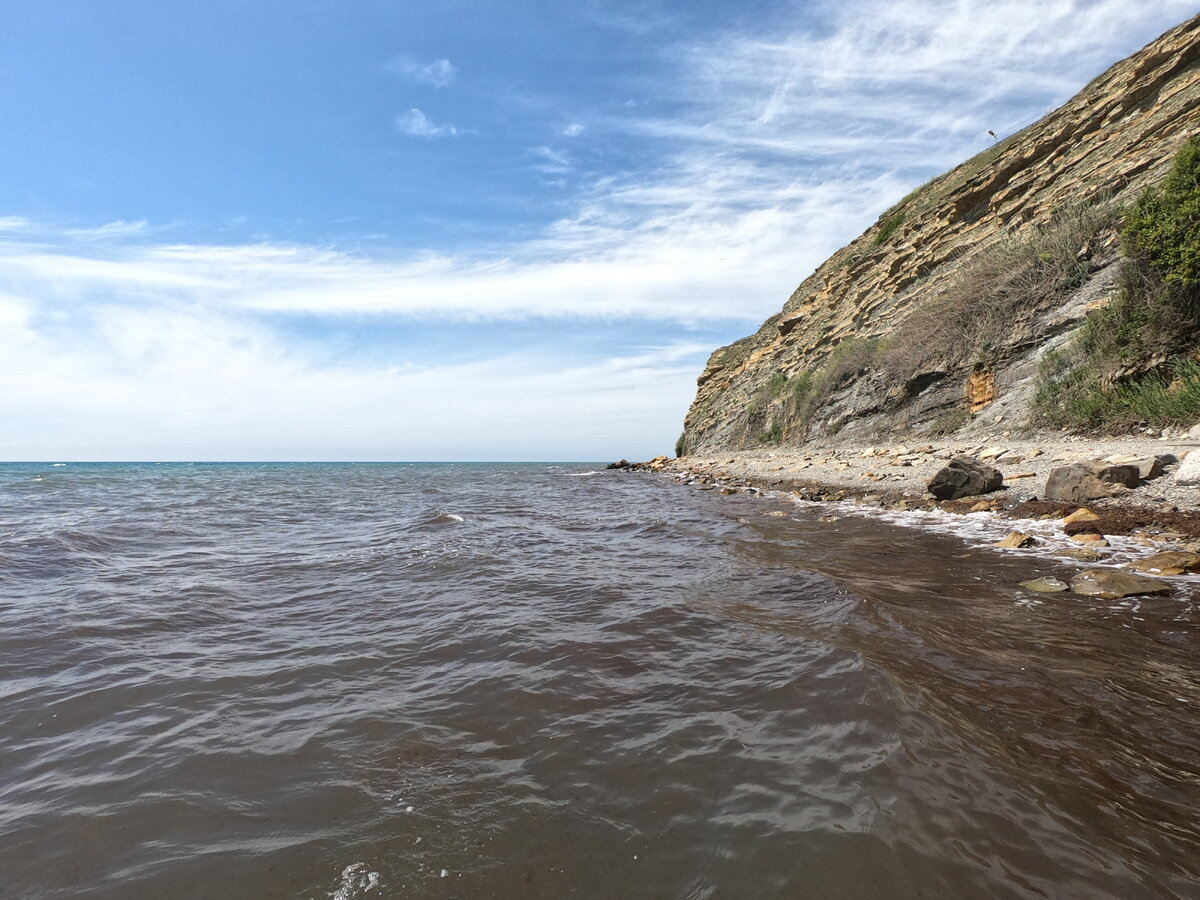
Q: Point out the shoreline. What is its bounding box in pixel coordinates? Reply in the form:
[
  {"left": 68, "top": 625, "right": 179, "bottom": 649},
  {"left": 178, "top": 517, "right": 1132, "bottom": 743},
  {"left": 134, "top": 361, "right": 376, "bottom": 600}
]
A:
[{"left": 620, "top": 435, "right": 1200, "bottom": 553}]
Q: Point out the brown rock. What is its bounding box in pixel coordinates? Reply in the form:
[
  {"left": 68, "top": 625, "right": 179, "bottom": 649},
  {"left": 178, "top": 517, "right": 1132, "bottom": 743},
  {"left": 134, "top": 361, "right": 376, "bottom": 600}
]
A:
[
  {"left": 1070, "top": 568, "right": 1173, "bottom": 599},
  {"left": 1063, "top": 507, "right": 1101, "bottom": 524},
  {"left": 1058, "top": 547, "right": 1104, "bottom": 561},
  {"left": 1044, "top": 462, "right": 1140, "bottom": 503},
  {"left": 1128, "top": 551, "right": 1200, "bottom": 575},
  {"left": 995, "top": 531, "right": 1035, "bottom": 548}
]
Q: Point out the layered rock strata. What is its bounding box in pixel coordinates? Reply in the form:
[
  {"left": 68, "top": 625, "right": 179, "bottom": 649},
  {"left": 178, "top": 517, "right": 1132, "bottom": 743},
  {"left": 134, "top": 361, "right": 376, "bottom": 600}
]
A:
[{"left": 681, "top": 15, "right": 1200, "bottom": 453}]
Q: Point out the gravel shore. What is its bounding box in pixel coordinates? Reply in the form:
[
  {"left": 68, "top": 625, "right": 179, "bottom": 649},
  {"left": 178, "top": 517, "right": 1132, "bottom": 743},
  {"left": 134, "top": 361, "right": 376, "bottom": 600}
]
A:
[{"left": 668, "top": 436, "right": 1196, "bottom": 507}]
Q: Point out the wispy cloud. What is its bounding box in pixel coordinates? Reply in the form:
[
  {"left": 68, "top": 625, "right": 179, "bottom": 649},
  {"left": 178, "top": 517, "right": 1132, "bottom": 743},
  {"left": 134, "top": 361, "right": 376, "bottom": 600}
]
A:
[
  {"left": 531, "top": 146, "right": 572, "bottom": 175},
  {"left": 561, "top": 123, "right": 585, "bottom": 137},
  {"left": 64, "top": 219, "right": 149, "bottom": 241},
  {"left": 4, "top": 0, "right": 1196, "bottom": 459},
  {"left": 0, "top": 284, "right": 704, "bottom": 459},
  {"left": 385, "top": 54, "right": 457, "bottom": 87},
  {"left": 396, "top": 108, "right": 458, "bottom": 138}
]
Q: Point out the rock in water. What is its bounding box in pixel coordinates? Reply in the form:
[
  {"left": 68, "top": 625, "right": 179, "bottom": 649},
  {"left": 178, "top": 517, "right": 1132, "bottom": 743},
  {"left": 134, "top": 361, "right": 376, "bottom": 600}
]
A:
[
  {"left": 1128, "top": 551, "right": 1200, "bottom": 575},
  {"left": 1069, "top": 568, "right": 1173, "bottom": 599},
  {"left": 995, "top": 531, "right": 1035, "bottom": 548},
  {"left": 1021, "top": 577, "right": 1068, "bottom": 593},
  {"left": 1044, "top": 462, "right": 1140, "bottom": 502},
  {"left": 927, "top": 456, "right": 1003, "bottom": 500},
  {"left": 606, "top": 459, "right": 630, "bottom": 470}
]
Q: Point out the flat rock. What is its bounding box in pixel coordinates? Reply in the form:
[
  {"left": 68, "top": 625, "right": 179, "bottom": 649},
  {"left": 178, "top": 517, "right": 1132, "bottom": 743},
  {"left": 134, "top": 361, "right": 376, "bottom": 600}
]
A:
[
  {"left": 1044, "top": 462, "right": 1140, "bottom": 502},
  {"left": 1058, "top": 547, "right": 1104, "bottom": 561},
  {"left": 1063, "top": 507, "right": 1101, "bottom": 524},
  {"left": 928, "top": 456, "right": 1004, "bottom": 501},
  {"left": 1070, "top": 568, "right": 1173, "bottom": 599},
  {"left": 1128, "top": 551, "right": 1200, "bottom": 575},
  {"left": 1021, "top": 577, "right": 1068, "bottom": 592}
]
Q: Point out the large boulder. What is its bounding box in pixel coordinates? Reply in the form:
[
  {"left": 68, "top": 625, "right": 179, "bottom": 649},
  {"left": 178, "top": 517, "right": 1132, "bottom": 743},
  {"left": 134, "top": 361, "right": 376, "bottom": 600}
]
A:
[
  {"left": 1175, "top": 450, "right": 1200, "bottom": 486},
  {"left": 927, "top": 456, "right": 1003, "bottom": 500},
  {"left": 1044, "top": 462, "right": 1139, "bottom": 502}
]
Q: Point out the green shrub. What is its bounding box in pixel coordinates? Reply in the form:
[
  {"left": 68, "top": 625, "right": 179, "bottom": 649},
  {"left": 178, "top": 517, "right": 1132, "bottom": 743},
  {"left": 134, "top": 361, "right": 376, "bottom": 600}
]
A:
[
  {"left": 1123, "top": 137, "right": 1200, "bottom": 287},
  {"left": 873, "top": 213, "right": 906, "bottom": 246},
  {"left": 1035, "top": 353, "right": 1200, "bottom": 430},
  {"left": 1034, "top": 139, "right": 1200, "bottom": 431},
  {"left": 674, "top": 432, "right": 693, "bottom": 458}
]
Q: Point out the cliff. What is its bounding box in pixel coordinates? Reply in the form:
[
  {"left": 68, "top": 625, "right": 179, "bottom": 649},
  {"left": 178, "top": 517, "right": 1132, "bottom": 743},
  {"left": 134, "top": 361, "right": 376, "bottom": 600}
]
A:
[{"left": 679, "top": 15, "right": 1200, "bottom": 456}]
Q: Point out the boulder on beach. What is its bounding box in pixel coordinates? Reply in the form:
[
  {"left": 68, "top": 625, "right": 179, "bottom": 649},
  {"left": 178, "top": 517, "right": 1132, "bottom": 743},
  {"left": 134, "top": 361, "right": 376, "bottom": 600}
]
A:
[
  {"left": 1044, "top": 462, "right": 1140, "bottom": 502},
  {"left": 1175, "top": 450, "right": 1200, "bottom": 486},
  {"left": 1069, "top": 568, "right": 1173, "bottom": 599},
  {"left": 927, "top": 456, "right": 1003, "bottom": 501}
]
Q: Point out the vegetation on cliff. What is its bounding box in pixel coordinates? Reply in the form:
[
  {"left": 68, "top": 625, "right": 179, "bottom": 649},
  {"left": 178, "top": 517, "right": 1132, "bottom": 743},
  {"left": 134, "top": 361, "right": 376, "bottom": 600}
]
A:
[
  {"left": 678, "top": 15, "right": 1200, "bottom": 455},
  {"left": 1035, "top": 138, "right": 1200, "bottom": 430}
]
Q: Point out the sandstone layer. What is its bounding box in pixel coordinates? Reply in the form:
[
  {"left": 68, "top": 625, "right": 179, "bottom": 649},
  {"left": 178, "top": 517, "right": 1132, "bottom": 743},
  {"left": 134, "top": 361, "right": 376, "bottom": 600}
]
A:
[{"left": 681, "top": 15, "right": 1200, "bottom": 454}]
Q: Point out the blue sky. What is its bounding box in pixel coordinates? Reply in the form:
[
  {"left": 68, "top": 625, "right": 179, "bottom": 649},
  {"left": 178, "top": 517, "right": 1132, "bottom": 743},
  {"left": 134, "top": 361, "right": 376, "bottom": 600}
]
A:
[{"left": 1, "top": 0, "right": 1195, "bottom": 460}]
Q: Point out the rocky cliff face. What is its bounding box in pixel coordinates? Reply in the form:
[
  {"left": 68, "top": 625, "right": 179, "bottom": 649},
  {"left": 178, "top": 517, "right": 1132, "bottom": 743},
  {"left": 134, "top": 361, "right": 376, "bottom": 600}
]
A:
[{"left": 680, "top": 15, "right": 1200, "bottom": 455}]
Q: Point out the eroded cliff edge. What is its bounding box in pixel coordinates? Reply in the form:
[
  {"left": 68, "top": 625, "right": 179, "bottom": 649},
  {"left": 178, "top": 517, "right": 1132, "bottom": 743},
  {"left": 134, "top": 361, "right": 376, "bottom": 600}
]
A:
[{"left": 680, "top": 15, "right": 1200, "bottom": 456}]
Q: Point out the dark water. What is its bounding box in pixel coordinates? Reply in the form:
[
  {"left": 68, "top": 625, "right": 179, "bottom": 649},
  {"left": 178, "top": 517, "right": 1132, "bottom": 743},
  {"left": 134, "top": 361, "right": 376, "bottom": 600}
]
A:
[{"left": 1, "top": 462, "right": 1198, "bottom": 900}]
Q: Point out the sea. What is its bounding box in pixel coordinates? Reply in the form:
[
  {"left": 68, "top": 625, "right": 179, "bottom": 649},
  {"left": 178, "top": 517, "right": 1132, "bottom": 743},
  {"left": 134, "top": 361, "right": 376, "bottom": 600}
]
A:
[{"left": 1, "top": 461, "right": 1198, "bottom": 900}]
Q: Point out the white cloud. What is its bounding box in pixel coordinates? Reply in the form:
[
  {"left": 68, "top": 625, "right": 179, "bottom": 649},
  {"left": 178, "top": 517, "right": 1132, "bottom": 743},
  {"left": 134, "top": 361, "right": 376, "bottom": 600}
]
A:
[
  {"left": 396, "top": 108, "right": 459, "bottom": 138},
  {"left": 531, "top": 146, "right": 572, "bottom": 175},
  {"left": 0, "top": 291, "right": 702, "bottom": 459},
  {"left": 64, "top": 219, "right": 149, "bottom": 240},
  {"left": 385, "top": 54, "right": 457, "bottom": 87},
  {"left": 561, "top": 122, "right": 585, "bottom": 137},
  {"left": 3, "top": 0, "right": 1196, "bottom": 459}
]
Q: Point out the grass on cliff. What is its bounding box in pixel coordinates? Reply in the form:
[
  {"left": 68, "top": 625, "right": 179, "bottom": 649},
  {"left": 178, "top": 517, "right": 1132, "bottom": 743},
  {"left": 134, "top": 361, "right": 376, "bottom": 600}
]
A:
[
  {"left": 734, "top": 339, "right": 884, "bottom": 445},
  {"left": 883, "top": 200, "right": 1120, "bottom": 385},
  {"left": 1034, "top": 138, "right": 1200, "bottom": 430}
]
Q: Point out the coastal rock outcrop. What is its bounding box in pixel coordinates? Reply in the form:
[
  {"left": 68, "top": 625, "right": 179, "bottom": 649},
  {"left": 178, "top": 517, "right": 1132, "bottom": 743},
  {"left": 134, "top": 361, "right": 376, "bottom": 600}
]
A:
[{"left": 678, "top": 15, "right": 1200, "bottom": 456}]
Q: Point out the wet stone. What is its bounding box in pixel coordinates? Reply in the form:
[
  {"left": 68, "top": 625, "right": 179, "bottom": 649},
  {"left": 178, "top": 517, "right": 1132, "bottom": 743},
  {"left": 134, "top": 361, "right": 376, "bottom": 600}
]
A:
[
  {"left": 1021, "top": 577, "right": 1069, "bottom": 593},
  {"left": 996, "top": 531, "right": 1036, "bottom": 549},
  {"left": 1070, "top": 568, "right": 1173, "bottom": 599},
  {"left": 1128, "top": 551, "right": 1200, "bottom": 575}
]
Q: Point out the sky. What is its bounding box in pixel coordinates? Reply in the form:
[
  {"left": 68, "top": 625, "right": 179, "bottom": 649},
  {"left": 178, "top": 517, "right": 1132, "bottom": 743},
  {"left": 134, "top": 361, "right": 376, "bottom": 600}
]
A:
[{"left": 1, "top": 0, "right": 1196, "bottom": 461}]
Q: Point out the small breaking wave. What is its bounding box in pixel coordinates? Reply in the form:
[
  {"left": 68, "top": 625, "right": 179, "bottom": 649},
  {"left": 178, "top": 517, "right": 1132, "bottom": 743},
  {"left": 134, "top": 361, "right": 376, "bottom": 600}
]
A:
[{"left": 329, "top": 862, "right": 379, "bottom": 900}]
